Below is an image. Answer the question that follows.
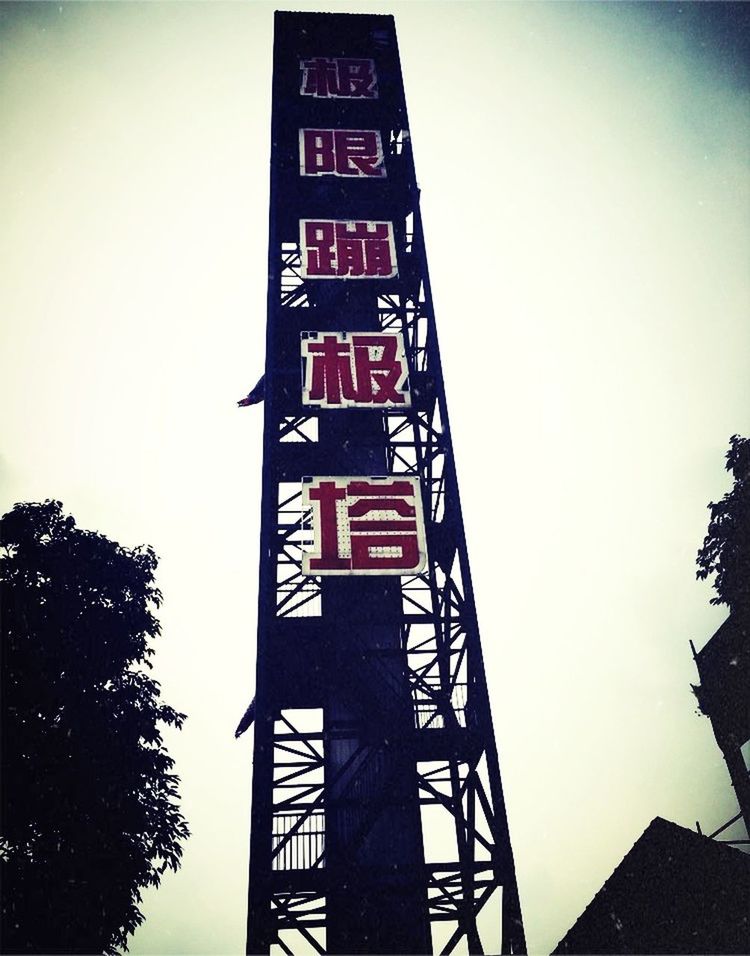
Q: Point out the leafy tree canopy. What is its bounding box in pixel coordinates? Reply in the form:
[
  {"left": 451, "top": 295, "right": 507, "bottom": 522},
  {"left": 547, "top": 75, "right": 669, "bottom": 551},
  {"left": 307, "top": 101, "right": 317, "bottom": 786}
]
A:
[
  {"left": 1, "top": 500, "right": 189, "bottom": 955},
  {"left": 696, "top": 435, "right": 750, "bottom": 617}
]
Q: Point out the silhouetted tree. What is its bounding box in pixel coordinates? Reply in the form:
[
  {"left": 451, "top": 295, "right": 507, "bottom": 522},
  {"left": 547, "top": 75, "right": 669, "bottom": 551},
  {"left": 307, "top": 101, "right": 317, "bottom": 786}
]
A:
[
  {"left": 694, "top": 436, "right": 750, "bottom": 833},
  {"left": 697, "top": 434, "right": 750, "bottom": 616},
  {"left": 1, "top": 500, "right": 189, "bottom": 955}
]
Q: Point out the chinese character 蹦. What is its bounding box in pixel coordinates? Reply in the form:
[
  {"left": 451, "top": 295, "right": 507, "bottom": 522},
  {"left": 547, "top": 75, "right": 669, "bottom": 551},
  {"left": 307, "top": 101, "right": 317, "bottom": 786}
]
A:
[{"left": 300, "top": 220, "right": 397, "bottom": 279}]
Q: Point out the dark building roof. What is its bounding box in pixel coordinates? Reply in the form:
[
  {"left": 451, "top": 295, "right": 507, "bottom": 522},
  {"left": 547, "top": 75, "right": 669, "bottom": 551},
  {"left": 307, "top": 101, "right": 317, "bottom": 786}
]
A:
[{"left": 553, "top": 817, "right": 750, "bottom": 955}]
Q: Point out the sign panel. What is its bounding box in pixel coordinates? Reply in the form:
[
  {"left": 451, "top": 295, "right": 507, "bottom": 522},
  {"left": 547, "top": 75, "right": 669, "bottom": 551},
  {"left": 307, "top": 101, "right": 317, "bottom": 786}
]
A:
[
  {"left": 300, "top": 219, "right": 397, "bottom": 279},
  {"left": 301, "top": 331, "right": 410, "bottom": 408},
  {"left": 302, "top": 476, "right": 427, "bottom": 575},
  {"left": 299, "top": 129, "right": 386, "bottom": 178},
  {"left": 300, "top": 57, "right": 378, "bottom": 99}
]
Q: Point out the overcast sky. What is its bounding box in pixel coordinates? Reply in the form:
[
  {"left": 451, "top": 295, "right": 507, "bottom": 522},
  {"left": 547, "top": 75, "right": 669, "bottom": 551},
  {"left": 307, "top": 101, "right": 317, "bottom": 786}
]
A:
[{"left": 1, "top": 2, "right": 748, "bottom": 954}]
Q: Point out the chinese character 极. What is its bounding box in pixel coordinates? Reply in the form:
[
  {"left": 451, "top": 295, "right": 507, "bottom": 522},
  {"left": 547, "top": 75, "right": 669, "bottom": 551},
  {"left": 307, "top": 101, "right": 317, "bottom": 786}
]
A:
[
  {"left": 300, "top": 220, "right": 397, "bottom": 279},
  {"left": 302, "top": 476, "right": 427, "bottom": 575},
  {"left": 301, "top": 332, "right": 410, "bottom": 408},
  {"left": 300, "top": 129, "right": 386, "bottom": 178},
  {"left": 300, "top": 57, "right": 378, "bottom": 99}
]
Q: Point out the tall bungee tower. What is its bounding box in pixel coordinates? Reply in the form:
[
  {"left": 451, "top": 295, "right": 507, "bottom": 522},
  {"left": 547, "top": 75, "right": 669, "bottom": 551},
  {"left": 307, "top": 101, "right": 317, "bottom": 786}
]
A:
[{"left": 246, "top": 12, "right": 526, "bottom": 955}]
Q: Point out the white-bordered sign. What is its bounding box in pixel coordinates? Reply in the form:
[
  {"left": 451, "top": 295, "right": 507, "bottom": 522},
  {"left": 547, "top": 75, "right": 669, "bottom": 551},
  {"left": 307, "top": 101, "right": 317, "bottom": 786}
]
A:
[{"left": 302, "top": 475, "right": 427, "bottom": 575}]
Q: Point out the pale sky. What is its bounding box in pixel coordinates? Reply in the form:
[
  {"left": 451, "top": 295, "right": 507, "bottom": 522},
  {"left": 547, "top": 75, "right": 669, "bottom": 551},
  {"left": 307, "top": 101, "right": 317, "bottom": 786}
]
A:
[{"left": 1, "top": 2, "right": 748, "bottom": 954}]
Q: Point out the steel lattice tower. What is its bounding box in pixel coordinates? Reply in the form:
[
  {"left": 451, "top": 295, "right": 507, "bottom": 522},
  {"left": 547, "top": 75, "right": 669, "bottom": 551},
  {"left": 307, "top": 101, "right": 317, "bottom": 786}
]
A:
[{"left": 246, "top": 12, "right": 526, "bottom": 955}]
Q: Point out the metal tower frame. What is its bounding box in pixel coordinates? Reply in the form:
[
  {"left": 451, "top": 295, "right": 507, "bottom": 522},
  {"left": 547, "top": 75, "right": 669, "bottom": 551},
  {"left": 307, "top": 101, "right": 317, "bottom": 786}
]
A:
[
  {"left": 691, "top": 617, "right": 750, "bottom": 849},
  {"left": 246, "top": 13, "right": 526, "bottom": 955}
]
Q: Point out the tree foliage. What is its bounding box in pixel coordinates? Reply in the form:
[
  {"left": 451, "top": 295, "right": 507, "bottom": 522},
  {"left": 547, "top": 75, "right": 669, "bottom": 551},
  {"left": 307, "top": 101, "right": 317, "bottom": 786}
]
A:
[
  {"left": 1, "top": 500, "right": 189, "bottom": 955},
  {"left": 696, "top": 435, "right": 750, "bottom": 617}
]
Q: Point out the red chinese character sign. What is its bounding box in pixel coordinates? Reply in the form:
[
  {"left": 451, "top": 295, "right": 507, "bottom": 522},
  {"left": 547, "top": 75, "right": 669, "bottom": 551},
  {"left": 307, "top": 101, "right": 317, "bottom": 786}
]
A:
[
  {"left": 300, "top": 129, "right": 386, "bottom": 178},
  {"left": 302, "top": 476, "right": 427, "bottom": 575},
  {"left": 300, "top": 220, "right": 397, "bottom": 279},
  {"left": 301, "top": 332, "right": 410, "bottom": 408},
  {"left": 300, "top": 57, "right": 378, "bottom": 99}
]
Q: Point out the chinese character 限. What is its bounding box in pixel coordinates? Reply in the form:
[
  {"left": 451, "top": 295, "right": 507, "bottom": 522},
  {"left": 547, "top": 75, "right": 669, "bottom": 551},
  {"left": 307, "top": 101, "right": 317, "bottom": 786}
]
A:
[
  {"left": 299, "top": 129, "right": 386, "bottom": 178},
  {"left": 300, "top": 57, "right": 378, "bottom": 99},
  {"left": 301, "top": 331, "right": 410, "bottom": 408},
  {"left": 302, "top": 476, "right": 427, "bottom": 575},
  {"left": 300, "top": 220, "right": 397, "bottom": 279}
]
